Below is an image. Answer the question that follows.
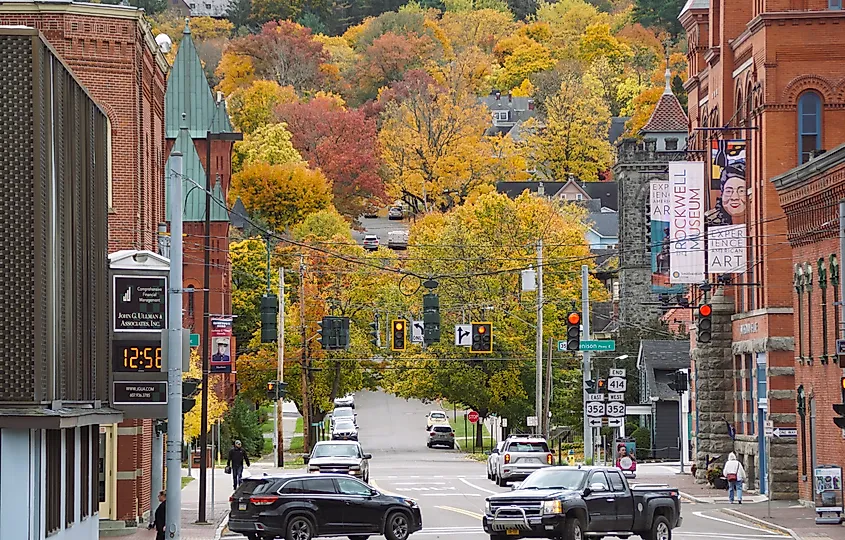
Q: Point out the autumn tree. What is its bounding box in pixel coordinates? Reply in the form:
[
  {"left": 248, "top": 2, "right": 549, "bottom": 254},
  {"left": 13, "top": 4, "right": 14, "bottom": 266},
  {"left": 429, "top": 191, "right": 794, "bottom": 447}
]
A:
[
  {"left": 227, "top": 20, "right": 329, "bottom": 93},
  {"left": 379, "top": 74, "right": 504, "bottom": 212},
  {"left": 232, "top": 162, "right": 333, "bottom": 231},
  {"left": 524, "top": 69, "right": 614, "bottom": 181},
  {"left": 231, "top": 237, "right": 277, "bottom": 346},
  {"left": 439, "top": 9, "right": 517, "bottom": 54},
  {"left": 184, "top": 350, "right": 228, "bottom": 441},
  {"left": 234, "top": 122, "right": 302, "bottom": 171},
  {"left": 216, "top": 52, "right": 256, "bottom": 96},
  {"left": 633, "top": 0, "right": 685, "bottom": 36},
  {"left": 535, "top": 0, "right": 606, "bottom": 57},
  {"left": 496, "top": 37, "right": 556, "bottom": 91},
  {"left": 228, "top": 80, "right": 298, "bottom": 135},
  {"left": 354, "top": 31, "right": 437, "bottom": 100},
  {"left": 250, "top": 0, "right": 304, "bottom": 25}
]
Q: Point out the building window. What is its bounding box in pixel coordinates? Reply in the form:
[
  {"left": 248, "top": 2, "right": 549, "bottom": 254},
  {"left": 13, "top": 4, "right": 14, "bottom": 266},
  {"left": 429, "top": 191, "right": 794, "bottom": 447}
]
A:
[
  {"left": 665, "top": 138, "right": 678, "bottom": 151},
  {"left": 575, "top": 193, "right": 583, "bottom": 201},
  {"left": 187, "top": 286, "right": 195, "bottom": 316},
  {"left": 831, "top": 0, "right": 842, "bottom": 9},
  {"left": 81, "top": 426, "right": 90, "bottom": 518},
  {"left": 493, "top": 110, "right": 509, "bottom": 122},
  {"left": 46, "top": 430, "right": 62, "bottom": 535},
  {"left": 66, "top": 429, "right": 76, "bottom": 527},
  {"left": 205, "top": 3, "right": 212, "bottom": 7},
  {"left": 106, "top": 118, "right": 113, "bottom": 210},
  {"left": 798, "top": 91, "right": 822, "bottom": 164}
]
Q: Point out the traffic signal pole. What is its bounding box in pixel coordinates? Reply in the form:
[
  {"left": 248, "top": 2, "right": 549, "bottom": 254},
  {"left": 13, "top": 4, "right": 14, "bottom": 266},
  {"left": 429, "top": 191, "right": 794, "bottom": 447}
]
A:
[
  {"left": 840, "top": 200, "right": 845, "bottom": 340},
  {"left": 299, "top": 254, "right": 312, "bottom": 452},
  {"left": 276, "top": 267, "right": 285, "bottom": 468},
  {"left": 166, "top": 142, "right": 184, "bottom": 540},
  {"left": 535, "top": 239, "right": 544, "bottom": 433},
  {"left": 582, "top": 265, "right": 593, "bottom": 463}
]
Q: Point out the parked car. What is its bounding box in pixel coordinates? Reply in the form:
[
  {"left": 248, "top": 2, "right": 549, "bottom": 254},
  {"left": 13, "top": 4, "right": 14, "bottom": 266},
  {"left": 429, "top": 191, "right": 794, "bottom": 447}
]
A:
[
  {"left": 334, "top": 394, "right": 354, "bottom": 409},
  {"left": 425, "top": 410, "right": 449, "bottom": 431},
  {"left": 364, "top": 206, "right": 379, "bottom": 218},
  {"left": 388, "top": 206, "right": 404, "bottom": 220},
  {"left": 493, "top": 435, "right": 554, "bottom": 487},
  {"left": 331, "top": 418, "right": 359, "bottom": 441},
  {"left": 387, "top": 230, "right": 409, "bottom": 250},
  {"left": 331, "top": 406, "right": 356, "bottom": 428},
  {"left": 304, "top": 440, "right": 372, "bottom": 482},
  {"left": 486, "top": 441, "right": 506, "bottom": 482},
  {"left": 427, "top": 425, "right": 455, "bottom": 449},
  {"left": 228, "top": 473, "right": 422, "bottom": 540},
  {"left": 362, "top": 234, "right": 379, "bottom": 251},
  {"left": 483, "top": 466, "right": 682, "bottom": 540}
]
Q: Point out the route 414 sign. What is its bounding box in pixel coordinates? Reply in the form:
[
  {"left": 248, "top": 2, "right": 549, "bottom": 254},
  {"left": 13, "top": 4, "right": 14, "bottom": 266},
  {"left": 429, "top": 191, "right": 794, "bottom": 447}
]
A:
[{"left": 607, "top": 376, "right": 627, "bottom": 393}]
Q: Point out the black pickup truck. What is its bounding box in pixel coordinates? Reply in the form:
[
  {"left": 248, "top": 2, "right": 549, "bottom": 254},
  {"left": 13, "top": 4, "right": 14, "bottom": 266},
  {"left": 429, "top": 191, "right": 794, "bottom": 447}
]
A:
[{"left": 483, "top": 466, "right": 682, "bottom": 540}]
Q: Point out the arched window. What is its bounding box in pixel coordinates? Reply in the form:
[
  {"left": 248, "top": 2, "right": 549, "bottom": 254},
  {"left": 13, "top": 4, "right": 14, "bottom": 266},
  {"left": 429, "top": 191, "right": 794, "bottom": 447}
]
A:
[
  {"left": 736, "top": 87, "right": 744, "bottom": 123},
  {"left": 798, "top": 91, "right": 822, "bottom": 164}
]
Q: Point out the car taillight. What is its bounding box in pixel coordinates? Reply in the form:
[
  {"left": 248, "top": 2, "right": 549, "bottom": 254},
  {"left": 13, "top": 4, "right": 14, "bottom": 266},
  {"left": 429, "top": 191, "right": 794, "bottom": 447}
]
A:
[
  {"left": 430, "top": 431, "right": 436, "bottom": 436},
  {"left": 250, "top": 496, "right": 279, "bottom": 506},
  {"left": 547, "top": 453, "right": 554, "bottom": 465},
  {"left": 504, "top": 453, "right": 511, "bottom": 464},
  {"left": 449, "top": 432, "right": 454, "bottom": 437},
  {"left": 229, "top": 496, "right": 236, "bottom": 503}
]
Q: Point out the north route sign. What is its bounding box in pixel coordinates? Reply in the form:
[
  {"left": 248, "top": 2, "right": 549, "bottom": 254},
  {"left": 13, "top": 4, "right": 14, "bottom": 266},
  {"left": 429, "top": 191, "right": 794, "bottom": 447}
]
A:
[{"left": 113, "top": 275, "right": 167, "bottom": 332}]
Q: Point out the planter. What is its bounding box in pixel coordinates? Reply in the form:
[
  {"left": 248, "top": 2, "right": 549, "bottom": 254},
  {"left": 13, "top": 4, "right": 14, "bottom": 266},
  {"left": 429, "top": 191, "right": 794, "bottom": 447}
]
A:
[{"left": 712, "top": 477, "right": 728, "bottom": 490}]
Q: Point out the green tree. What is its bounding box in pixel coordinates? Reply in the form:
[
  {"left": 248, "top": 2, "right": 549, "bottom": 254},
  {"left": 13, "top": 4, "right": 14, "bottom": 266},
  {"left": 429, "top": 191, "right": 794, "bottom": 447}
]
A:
[
  {"left": 222, "top": 396, "right": 265, "bottom": 456},
  {"left": 231, "top": 237, "right": 277, "bottom": 348},
  {"left": 632, "top": 0, "right": 685, "bottom": 36}
]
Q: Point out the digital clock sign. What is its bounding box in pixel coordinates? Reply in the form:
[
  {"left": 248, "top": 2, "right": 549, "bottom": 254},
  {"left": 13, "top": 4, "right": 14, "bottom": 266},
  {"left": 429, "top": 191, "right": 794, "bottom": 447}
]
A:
[{"left": 113, "top": 340, "right": 162, "bottom": 372}]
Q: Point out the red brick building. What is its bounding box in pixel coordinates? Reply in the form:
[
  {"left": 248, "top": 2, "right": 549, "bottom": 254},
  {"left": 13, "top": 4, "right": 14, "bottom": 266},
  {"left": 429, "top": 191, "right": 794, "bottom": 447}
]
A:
[
  {"left": 678, "top": 0, "right": 845, "bottom": 498},
  {"left": 0, "top": 0, "right": 169, "bottom": 529},
  {"left": 774, "top": 145, "right": 845, "bottom": 503}
]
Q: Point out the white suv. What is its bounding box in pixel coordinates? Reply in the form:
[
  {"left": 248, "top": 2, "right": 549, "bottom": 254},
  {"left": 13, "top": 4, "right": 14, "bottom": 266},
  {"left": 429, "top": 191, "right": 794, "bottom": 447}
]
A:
[{"left": 494, "top": 436, "right": 554, "bottom": 486}]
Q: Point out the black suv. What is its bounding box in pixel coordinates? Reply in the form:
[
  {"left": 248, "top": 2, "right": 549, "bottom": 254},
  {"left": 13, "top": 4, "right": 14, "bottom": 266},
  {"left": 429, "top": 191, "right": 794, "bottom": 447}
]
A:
[{"left": 229, "top": 474, "right": 423, "bottom": 540}]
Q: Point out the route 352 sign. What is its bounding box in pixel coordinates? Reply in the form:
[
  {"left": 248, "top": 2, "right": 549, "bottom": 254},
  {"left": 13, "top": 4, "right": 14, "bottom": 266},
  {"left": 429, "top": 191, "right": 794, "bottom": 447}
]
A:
[{"left": 585, "top": 401, "right": 605, "bottom": 417}]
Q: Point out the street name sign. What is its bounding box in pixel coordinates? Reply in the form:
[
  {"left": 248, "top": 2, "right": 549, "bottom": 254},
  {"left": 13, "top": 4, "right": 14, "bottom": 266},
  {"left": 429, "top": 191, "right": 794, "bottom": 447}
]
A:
[
  {"left": 585, "top": 402, "right": 605, "bottom": 417},
  {"left": 580, "top": 340, "right": 616, "bottom": 352},
  {"left": 607, "top": 377, "right": 627, "bottom": 393},
  {"left": 190, "top": 333, "right": 200, "bottom": 347}
]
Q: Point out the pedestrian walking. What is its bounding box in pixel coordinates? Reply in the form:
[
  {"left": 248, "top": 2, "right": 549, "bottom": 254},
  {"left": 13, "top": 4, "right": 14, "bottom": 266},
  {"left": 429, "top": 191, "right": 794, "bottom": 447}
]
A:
[
  {"left": 227, "top": 440, "right": 251, "bottom": 490},
  {"left": 148, "top": 490, "right": 166, "bottom": 540},
  {"left": 724, "top": 452, "right": 746, "bottom": 504}
]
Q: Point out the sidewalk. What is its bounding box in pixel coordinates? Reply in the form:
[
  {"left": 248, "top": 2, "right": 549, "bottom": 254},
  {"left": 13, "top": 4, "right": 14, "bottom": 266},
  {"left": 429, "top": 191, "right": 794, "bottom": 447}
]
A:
[
  {"left": 108, "top": 468, "right": 232, "bottom": 540},
  {"left": 633, "top": 464, "right": 766, "bottom": 503},
  {"left": 724, "top": 500, "right": 845, "bottom": 540}
]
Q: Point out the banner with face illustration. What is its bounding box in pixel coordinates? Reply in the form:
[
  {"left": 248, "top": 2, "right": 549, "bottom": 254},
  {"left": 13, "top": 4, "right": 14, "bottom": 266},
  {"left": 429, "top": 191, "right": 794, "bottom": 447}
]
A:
[{"left": 706, "top": 140, "right": 747, "bottom": 274}]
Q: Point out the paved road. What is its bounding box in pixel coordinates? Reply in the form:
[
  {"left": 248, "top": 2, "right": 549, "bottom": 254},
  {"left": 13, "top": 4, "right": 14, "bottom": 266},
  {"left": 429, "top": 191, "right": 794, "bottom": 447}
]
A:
[
  {"left": 352, "top": 214, "right": 410, "bottom": 245},
  {"left": 225, "top": 390, "right": 790, "bottom": 540}
]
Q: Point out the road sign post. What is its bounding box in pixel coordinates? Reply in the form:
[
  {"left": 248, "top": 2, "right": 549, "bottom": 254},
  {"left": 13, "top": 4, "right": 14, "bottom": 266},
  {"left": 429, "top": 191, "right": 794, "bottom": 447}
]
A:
[{"left": 468, "top": 411, "right": 479, "bottom": 424}]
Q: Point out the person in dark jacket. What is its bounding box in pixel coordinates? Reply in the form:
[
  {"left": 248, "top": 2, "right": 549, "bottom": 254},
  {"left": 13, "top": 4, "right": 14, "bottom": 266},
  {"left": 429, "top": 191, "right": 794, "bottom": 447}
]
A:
[
  {"left": 227, "top": 440, "right": 251, "bottom": 490},
  {"left": 148, "top": 490, "right": 166, "bottom": 540}
]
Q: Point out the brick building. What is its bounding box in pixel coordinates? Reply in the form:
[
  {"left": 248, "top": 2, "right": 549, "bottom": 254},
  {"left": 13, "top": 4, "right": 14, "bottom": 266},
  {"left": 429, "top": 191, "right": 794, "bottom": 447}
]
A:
[
  {"left": 774, "top": 144, "right": 845, "bottom": 503},
  {"left": 0, "top": 0, "right": 169, "bottom": 529},
  {"left": 680, "top": 0, "right": 845, "bottom": 498},
  {"left": 164, "top": 22, "right": 238, "bottom": 398}
]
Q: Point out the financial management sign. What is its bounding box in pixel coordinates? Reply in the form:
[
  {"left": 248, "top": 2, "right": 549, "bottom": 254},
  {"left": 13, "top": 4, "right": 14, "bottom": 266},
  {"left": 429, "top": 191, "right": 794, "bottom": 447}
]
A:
[
  {"left": 113, "top": 275, "right": 168, "bottom": 332},
  {"left": 669, "top": 161, "right": 706, "bottom": 284}
]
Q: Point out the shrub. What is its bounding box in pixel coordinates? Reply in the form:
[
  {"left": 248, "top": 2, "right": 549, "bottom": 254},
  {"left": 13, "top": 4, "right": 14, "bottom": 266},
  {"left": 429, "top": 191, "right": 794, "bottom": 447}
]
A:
[{"left": 222, "top": 397, "right": 264, "bottom": 457}]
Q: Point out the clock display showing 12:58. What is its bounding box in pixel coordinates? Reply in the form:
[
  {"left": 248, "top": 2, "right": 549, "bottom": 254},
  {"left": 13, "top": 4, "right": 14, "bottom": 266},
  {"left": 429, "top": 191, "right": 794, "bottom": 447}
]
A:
[{"left": 113, "top": 341, "right": 162, "bottom": 372}]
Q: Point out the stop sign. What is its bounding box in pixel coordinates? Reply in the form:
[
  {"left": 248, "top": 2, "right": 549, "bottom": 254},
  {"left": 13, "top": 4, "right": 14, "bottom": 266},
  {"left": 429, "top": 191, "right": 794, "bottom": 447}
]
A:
[{"left": 468, "top": 411, "right": 479, "bottom": 423}]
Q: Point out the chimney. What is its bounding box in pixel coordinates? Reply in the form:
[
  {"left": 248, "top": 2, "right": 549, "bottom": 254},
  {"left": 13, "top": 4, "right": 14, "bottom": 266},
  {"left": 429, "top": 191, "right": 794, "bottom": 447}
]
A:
[
  {"left": 495, "top": 91, "right": 501, "bottom": 101},
  {"left": 217, "top": 91, "right": 224, "bottom": 103},
  {"left": 528, "top": 99, "right": 535, "bottom": 111},
  {"left": 508, "top": 92, "right": 512, "bottom": 102}
]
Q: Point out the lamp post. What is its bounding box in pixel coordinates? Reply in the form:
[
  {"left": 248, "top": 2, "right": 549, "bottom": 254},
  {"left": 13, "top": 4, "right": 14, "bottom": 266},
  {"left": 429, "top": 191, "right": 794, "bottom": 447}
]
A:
[{"left": 197, "top": 129, "right": 242, "bottom": 523}]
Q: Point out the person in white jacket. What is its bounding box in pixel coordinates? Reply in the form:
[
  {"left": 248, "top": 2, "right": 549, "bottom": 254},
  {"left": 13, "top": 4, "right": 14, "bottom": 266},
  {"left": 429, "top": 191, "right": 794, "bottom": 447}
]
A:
[{"left": 724, "top": 452, "right": 746, "bottom": 503}]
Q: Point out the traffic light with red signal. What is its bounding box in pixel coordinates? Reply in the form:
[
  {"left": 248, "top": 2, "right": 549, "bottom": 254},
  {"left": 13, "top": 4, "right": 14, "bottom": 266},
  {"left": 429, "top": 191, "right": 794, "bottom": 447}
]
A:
[
  {"left": 566, "top": 312, "right": 581, "bottom": 351},
  {"left": 697, "top": 304, "right": 712, "bottom": 343}
]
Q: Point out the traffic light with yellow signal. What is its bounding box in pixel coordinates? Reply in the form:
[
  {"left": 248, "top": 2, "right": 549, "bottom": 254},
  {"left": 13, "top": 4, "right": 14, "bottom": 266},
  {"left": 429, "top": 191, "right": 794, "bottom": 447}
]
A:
[
  {"left": 566, "top": 312, "right": 581, "bottom": 351},
  {"left": 470, "top": 322, "right": 493, "bottom": 353},
  {"left": 391, "top": 319, "right": 407, "bottom": 351}
]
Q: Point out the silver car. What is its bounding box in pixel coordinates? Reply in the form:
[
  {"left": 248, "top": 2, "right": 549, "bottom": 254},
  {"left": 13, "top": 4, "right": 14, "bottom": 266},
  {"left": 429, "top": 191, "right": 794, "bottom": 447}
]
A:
[
  {"left": 304, "top": 440, "right": 371, "bottom": 482},
  {"left": 427, "top": 425, "right": 455, "bottom": 449},
  {"left": 331, "top": 406, "right": 356, "bottom": 428},
  {"left": 494, "top": 436, "right": 554, "bottom": 486}
]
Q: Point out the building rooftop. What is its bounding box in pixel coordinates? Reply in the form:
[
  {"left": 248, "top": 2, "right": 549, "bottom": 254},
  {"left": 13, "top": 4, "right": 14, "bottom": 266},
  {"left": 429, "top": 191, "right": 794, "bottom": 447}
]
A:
[
  {"left": 165, "top": 128, "right": 229, "bottom": 222},
  {"left": 638, "top": 339, "right": 690, "bottom": 401},
  {"left": 587, "top": 212, "right": 618, "bottom": 239},
  {"left": 641, "top": 69, "right": 689, "bottom": 134},
  {"left": 581, "top": 181, "right": 618, "bottom": 211}
]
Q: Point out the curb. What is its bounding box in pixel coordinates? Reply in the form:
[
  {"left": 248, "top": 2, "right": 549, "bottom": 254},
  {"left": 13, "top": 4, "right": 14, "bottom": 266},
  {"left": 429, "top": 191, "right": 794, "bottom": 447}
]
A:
[
  {"left": 680, "top": 491, "right": 708, "bottom": 504},
  {"left": 721, "top": 508, "right": 802, "bottom": 540},
  {"left": 214, "top": 514, "right": 229, "bottom": 540}
]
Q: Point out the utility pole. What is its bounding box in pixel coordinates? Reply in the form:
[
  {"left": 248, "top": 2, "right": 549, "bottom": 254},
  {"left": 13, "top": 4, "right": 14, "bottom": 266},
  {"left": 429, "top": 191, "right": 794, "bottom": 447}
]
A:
[
  {"left": 276, "top": 267, "right": 285, "bottom": 467},
  {"left": 299, "top": 254, "right": 311, "bottom": 452},
  {"left": 544, "top": 336, "right": 553, "bottom": 440},
  {"left": 165, "top": 136, "right": 184, "bottom": 540},
  {"left": 535, "top": 239, "right": 544, "bottom": 432},
  {"left": 582, "top": 265, "right": 593, "bottom": 462}
]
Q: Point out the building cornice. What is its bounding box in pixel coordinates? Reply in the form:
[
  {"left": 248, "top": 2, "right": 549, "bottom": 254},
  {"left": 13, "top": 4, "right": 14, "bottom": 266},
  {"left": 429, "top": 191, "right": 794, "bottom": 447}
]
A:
[
  {"left": 772, "top": 142, "right": 845, "bottom": 193},
  {"left": 748, "top": 10, "right": 845, "bottom": 35}
]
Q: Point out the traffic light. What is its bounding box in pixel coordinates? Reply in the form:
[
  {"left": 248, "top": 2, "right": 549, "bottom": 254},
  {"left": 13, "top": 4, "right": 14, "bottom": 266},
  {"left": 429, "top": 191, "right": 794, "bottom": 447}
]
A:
[
  {"left": 470, "top": 322, "right": 493, "bottom": 353},
  {"left": 260, "top": 294, "right": 279, "bottom": 343},
  {"left": 697, "top": 304, "right": 712, "bottom": 343},
  {"left": 369, "top": 315, "right": 380, "bottom": 347},
  {"left": 266, "top": 380, "right": 288, "bottom": 401},
  {"left": 423, "top": 293, "right": 441, "bottom": 345},
  {"left": 317, "top": 317, "right": 327, "bottom": 349},
  {"left": 317, "top": 317, "right": 351, "bottom": 350},
  {"left": 391, "top": 319, "right": 407, "bottom": 351},
  {"left": 566, "top": 312, "right": 581, "bottom": 351},
  {"left": 596, "top": 378, "right": 607, "bottom": 392},
  {"left": 584, "top": 379, "right": 596, "bottom": 393},
  {"left": 668, "top": 370, "right": 688, "bottom": 393},
  {"left": 182, "top": 377, "right": 200, "bottom": 414},
  {"left": 336, "top": 317, "right": 350, "bottom": 350}
]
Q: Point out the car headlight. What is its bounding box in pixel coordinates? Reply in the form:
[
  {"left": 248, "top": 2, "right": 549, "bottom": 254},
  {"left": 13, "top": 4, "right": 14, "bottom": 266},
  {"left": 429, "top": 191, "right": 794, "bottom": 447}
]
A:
[
  {"left": 406, "top": 498, "right": 418, "bottom": 507},
  {"left": 486, "top": 499, "right": 493, "bottom": 515},
  {"left": 349, "top": 465, "right": 361, "bottom": 470},
  {"left": 542, "top": 500, "right": 563, "bottom": 514}
]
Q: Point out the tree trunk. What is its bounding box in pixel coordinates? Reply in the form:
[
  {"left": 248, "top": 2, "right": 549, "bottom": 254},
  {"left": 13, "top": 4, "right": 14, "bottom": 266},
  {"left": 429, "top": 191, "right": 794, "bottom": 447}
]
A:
[
  {"left": 330, "top": 360, "right": 341, "bottom": 403},
  {"left": 476, "top": 418, "right": 484, "bottom": 449}
]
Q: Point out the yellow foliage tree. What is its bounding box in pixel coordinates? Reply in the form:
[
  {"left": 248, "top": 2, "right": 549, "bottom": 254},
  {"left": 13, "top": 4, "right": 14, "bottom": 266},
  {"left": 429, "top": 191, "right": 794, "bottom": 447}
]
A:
[
  {"left": 524, "top": 72, "right": 613, "bottom": 181},
  {"left": 183, "top": 350, "right": 228, "bottom": 441},
  {"left": 228, "top": 80, "right": 298, "bottom": 135},
  {"left": 535, "top": 0, "right": 608, "bottom": 58},
  {"left": 231, "top": 162, "right": 333, "bottom": 230},
  {"left": 497, "top": 39, "right": 556, "bottom": 91},
  {"left": 511, "top": 78, "right": 535, "bottom": 97},
  {"left": 439, "top": 9, "right": 516, "bottom": 54},
  {"left": 215, "top": 52, "right": 256, "bottom": 96},
  {"left": 234, "top": 122, "right": 303, "bottom": 171},
  {"left": 623, "top": 85, "right": 663, "bottom": 136}
]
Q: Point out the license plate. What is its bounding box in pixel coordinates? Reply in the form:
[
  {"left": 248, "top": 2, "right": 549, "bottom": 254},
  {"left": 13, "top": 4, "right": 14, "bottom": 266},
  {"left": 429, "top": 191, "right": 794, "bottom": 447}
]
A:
[
  {"left": 506, "top": 529, "right": 519, "bottom": 535},
  {"left": 238, "top": 503, "right": 247, "bottom": 511}
]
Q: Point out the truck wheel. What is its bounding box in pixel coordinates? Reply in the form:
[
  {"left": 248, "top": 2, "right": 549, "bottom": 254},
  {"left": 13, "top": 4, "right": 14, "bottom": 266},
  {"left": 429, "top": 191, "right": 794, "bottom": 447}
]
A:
[
  {"left": 564, "top": 515, "right": 585, "bottom": 540},
  {"left": 646, "top": 516, "right": 671, "bottom": 540}
]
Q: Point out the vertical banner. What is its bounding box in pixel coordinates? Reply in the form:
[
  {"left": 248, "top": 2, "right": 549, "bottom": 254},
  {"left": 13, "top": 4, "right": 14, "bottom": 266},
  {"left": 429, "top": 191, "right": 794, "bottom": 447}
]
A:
[
  {"left": 650, "top": 180, "right": 684, "bottom": 293},
  {"left": 706, "top": 140, "right": 748, "bottom": 274},
  {"left": 210, "top": 317, "right": 234, "bottom": 374},
  {"left": 669, "top": 161, "right": 706, "bottom": 284}
]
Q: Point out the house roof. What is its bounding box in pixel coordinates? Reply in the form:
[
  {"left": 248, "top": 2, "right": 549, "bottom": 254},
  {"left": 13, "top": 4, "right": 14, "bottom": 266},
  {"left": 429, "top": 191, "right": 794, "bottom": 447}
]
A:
[
  {"left": 581, "top": 182, "right": 618, "bottom": 211},
  {"left": 164, "top": 21, "right": 221, "bottom": 139},
  {"left": 587, "top": 212, "right": 618, "bottom": 238},
  {"left": 641, "top": 74, "right": 689, "bottom": 134},
  {"left": 609, "top": 117, "right": 629, "bottom": 145},
  {"left": 165, "top": 128, "right": 229, "bottom": 222},
  {"left": 680, "top": 0, "right": 709, "bottom": 15},
  {"left": 638, "top": 340, "right": 690, "bottom": 401},
  {"left": 496, "top": 181, "right": 567, "bottom": 199}
]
